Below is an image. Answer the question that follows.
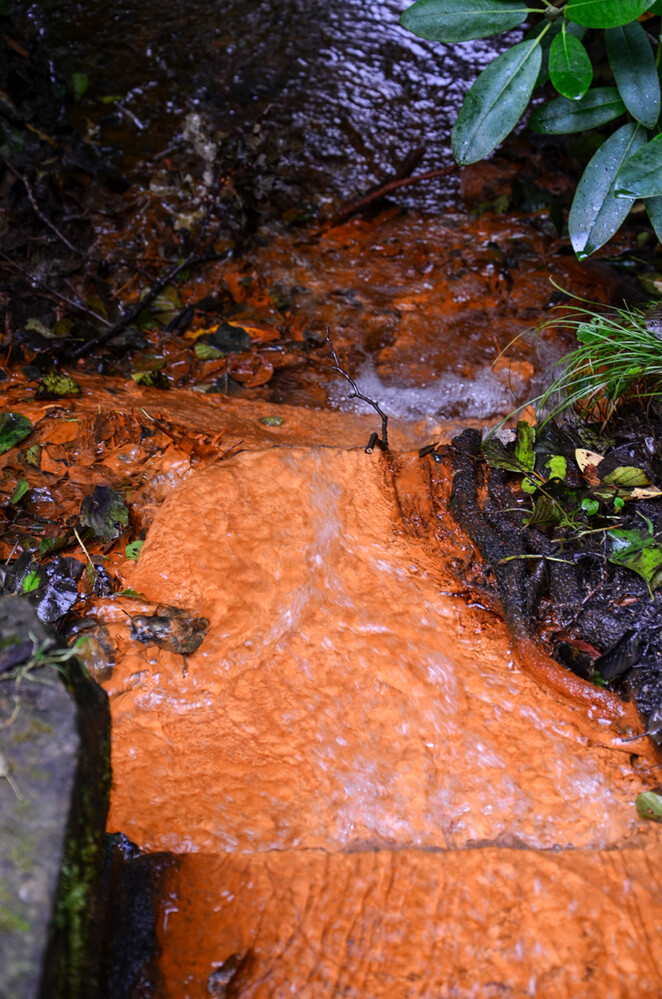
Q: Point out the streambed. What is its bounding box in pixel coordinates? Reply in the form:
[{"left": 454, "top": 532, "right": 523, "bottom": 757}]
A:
[{"left": 3, "top": 1, "right": 662, "bottom": 995}]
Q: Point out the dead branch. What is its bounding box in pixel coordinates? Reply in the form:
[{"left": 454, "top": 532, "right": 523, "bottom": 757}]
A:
[{"left": 326, "top": 328, "right": 389, "bottom": 452}]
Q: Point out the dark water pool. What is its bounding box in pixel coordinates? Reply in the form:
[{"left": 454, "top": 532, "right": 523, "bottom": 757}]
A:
[{"left": 24, "top": 0, "right": 518, "bottom": 210}]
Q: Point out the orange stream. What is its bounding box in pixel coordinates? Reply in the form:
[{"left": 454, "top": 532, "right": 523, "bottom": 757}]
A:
[{"left": 93, "top": 442, "right": 662, "bottom": 998}]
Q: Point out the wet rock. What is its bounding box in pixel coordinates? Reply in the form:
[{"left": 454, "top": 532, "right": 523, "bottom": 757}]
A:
[{"left": 0, "top": 596, "right": 110, "bottom": 999}]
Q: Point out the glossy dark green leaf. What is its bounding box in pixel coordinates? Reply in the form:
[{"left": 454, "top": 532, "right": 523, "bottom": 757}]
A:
[
  {"left": 549, "top": 31, "right": 592, "bottom": 100},
  {"left": 606, "top": 22, "right": 660, "bottom": 129},
  {"left": 615, "top": 135, "right": 662, "bottom": 198},
  {"left": 568, "top": 123, "right": 646, "bottom": 259},
  {"left": 452, "top": 39, "right": 542, "bottom": 165},
  {"left": 528, "top": 19, "right": 586, "bottom": 87},
  {"left": 566, "top": 0, "right": 647, "bottom": 28},
  {"left": 400, "top": 0, "right": 529, "bottom": 43},
  {"left": 530, "top": 87, "right": 625, "bottom": 135},
  {"left": 0, "top": 413, "right": 32, "bottom": 456},
  {"left": 649, "top": 0, "right": 662, "bottom": 12},
  {"left": 645, "top": 195, "right": 662, "bottom": 243}
]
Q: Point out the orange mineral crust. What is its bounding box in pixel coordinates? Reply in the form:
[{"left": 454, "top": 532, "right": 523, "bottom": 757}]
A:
[
  {"left": 155, "top": 847, "right": 662, "bottom": 999},
  {"left": 96, "top": 445, "right": 662, "bottom": 996}
]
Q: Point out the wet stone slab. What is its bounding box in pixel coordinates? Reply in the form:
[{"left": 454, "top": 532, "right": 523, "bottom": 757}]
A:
[{"left": 0, "top": 596, "right": 110, "bottom": 999}]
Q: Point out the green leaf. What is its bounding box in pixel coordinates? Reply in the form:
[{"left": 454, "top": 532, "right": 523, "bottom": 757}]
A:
[
  {"left": 21, "top": 569, "right": 41, "bottom": 594},
  {"left": 0, "top": 413, "right": 32, "bottom": 455},
  {"left": 607, "top": 528, "right": 662, "bottom": 594},
  {"left": 645, "top": 195, "right": 662, "bottom": 243},
  {"left": 71, "top": 72, "right": 88, "bottom": 99},
  {"left": 606, "top": 22, "right": 660, "bottom": 130},
  {"left": 528, "top": 19, "right": 586, "bottom": 87},
  {"left": 125, "top": 540, "right": 144, "bottom": 562},
  {"left": 481, "top": 437, "right": 522, "bottom": 472},
  {"left": 452, "top": 39, "right": 542, "bottom": 165},
  {"left": 549, "top": 31, "right": 592, "bottom": 100},
  {"left": 602, "top": 465, "right": 652, "bottom": 488},
  {"left": 615, "top": 135, "right": 662, "bottom": 198},
  {"left": 35, "top": 372, "right": 81, "bottom": 398},
  {"left": 568, "top": 123, "right": 646, "bottom": 259},
  {"left": 581, "top": 497, "right": 600, "bottom": 516},
  {"left": 259, "top": 415, "right": 284, "bottom": 426},
  {"left": 131, "top": 370, "right": 169, "bottom": 389},
  {"left": 400, "top": 0, "right": 529, "bottom": 43},
  {"left": 566, "top": 0, "right": 647, "bottom": 29},
  {"left": 636, "top": 790, "right": 662, "bottom": 821},
  {"left": 649, "top": 0, "right": 662, "bottom": 11},
  {"left": 23, "top": 444, "right": 41, "bottom": 468},
  {"left": 529, "top": 87, "right": 625, "bottom": 135},
  {"left": 521, "top": 475, "right": 538, "bottom": 494},
  {"left": 545, "top": 455, "right": 567, "bottom": 481},
  {"left": 194, "top": 341, "right": 224, "bottom": 361},
  {"left": 525, "top": 494, "right": 560, "bottom": 527},
  {"left": 514, "top": 421, "right": 535, "bottom": 471},
  {"left": 10, "top": 478, "right": 28, "bottom": 504},
  {"left": 80, "top": 486, "right": 129, "bottom": 541}
]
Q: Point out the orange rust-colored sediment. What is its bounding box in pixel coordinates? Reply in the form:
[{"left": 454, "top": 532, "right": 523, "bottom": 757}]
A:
[{"left": 92, "top": 444, "right": 662, "bottom": 997}]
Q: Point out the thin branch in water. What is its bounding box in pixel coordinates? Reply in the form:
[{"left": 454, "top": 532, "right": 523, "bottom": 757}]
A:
[
  {"left": 0, "top": 154, "right": 84, "bottom": 256},
  {"left": 0, "top": 253, "right": 112, "bottom": 326},
  {"left": 323, "top": 164, "right": 456, "bottom": 231},
  {"left": 325, "top": 327, "right": 389, "bottom": 452},
  {"left": 71, "top": 201, "right": 225, "bottom": 359}
]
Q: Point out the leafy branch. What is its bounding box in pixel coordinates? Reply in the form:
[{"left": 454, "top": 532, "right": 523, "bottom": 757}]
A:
[{"left": 400, "top": 0, "right": 662, "bottom": 256}]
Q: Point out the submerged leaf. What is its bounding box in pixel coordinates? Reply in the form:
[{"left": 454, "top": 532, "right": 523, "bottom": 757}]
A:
[
  {"left": 481, "top": 437, "right": 522, "bottom": 472},
  {"left": 125, "top": 540, "right": 144, "bottom": 562},
  {"left": 80, "top": 486, "right": 129, "bottom": 541},
  {"left": 636, "top": 791, "right": 662, "bottom": 822},
  {"left": 545, "top": 455, "right": 567, "bottom": 481},
  {"left": 0, "top": 413, "right": 32, "bottom": 455},
  {"left": 36, "top": 372, "right": 81, "bottom": 398},
  {"left": 10, "top": 478, "right": 28, "bottom": 504}
]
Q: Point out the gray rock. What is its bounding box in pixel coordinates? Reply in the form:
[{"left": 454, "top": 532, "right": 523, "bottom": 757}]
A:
[{"left": 0, "top": 596, "right": 110, "bottom": 999}]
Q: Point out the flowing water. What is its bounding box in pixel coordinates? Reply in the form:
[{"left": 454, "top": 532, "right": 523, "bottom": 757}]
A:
[{"left": 18, "top": 1, "right": 662, "bottom": 994}]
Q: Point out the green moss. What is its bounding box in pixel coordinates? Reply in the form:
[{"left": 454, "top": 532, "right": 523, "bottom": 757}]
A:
[{"left": 0, "top": 907, "right": 31, "bottom": 933}]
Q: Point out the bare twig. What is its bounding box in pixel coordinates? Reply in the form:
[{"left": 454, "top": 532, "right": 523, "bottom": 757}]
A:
[
  {"left": 325, "top": 328, "right": 389, "bottom": 452},
  {"left": 1, "top": 154, "right": 83, "bottom": 256}
]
